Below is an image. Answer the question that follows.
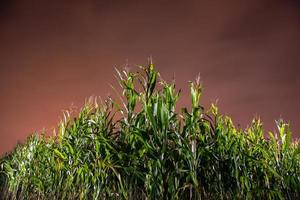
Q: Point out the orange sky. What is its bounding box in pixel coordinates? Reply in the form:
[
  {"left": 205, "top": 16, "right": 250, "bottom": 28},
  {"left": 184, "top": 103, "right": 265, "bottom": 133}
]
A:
[{"left": 0, "top": 0, "right": 300, "bottom": 155}]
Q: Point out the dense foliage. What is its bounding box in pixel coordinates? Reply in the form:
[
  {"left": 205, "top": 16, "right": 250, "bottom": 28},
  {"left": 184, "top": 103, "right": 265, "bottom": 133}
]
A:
[{"left": 0, "top": 63, "right": 299, "bottom": 199}]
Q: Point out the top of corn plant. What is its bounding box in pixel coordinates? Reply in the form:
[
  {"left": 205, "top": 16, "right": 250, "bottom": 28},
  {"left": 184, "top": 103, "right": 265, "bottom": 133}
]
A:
[{"left": 0, "top": 61, "right": 299, "bottom": 200}]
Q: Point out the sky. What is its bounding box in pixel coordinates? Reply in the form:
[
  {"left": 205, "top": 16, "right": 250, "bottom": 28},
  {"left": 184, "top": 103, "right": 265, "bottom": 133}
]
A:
[{"left": 0, "top": 0, "right": 300, "bottom": 155}]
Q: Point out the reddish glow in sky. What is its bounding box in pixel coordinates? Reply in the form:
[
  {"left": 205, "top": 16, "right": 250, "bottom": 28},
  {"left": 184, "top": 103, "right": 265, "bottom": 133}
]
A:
[{"left": 0, "top": 0, "right": 300, "bottom": 154}]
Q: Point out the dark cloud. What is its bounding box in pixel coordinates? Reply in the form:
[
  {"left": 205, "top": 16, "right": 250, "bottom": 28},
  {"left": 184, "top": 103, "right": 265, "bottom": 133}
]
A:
[{"left": 0, "top": 0, "right": 299, "bottom": 154}]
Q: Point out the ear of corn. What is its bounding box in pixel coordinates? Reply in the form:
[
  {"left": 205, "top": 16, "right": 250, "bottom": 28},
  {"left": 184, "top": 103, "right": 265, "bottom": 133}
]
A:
[{"left": 0, "top": 62, "right": 299, "bottom": 199}]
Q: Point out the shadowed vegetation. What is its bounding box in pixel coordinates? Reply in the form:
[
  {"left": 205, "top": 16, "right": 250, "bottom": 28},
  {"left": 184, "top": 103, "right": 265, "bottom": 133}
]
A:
[{"left": 0, "top": 62, "right": 299, "bottom": 199}]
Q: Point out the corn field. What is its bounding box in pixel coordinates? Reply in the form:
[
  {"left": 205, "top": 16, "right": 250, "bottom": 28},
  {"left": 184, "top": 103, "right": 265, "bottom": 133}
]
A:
[{"left": 0, "top": 63, "right": 299, "bottom": 199}]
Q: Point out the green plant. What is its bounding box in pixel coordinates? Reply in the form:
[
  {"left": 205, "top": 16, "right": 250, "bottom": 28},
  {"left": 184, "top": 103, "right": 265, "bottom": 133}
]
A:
[{"left": 0, "top": 62, "right": 299, "bottom": 199}]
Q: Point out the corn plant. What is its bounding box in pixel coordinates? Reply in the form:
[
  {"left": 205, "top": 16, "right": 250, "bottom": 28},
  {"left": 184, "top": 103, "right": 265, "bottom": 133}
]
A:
[{"left": 0, "top": 61, "right": 299, "bottom": 199}]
